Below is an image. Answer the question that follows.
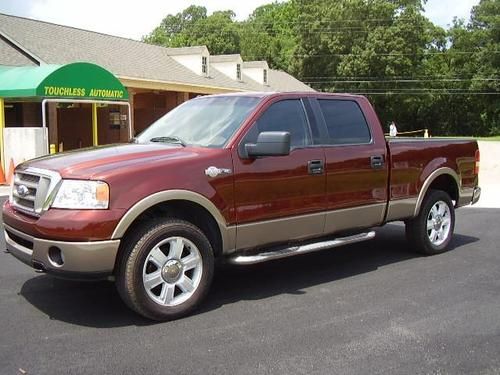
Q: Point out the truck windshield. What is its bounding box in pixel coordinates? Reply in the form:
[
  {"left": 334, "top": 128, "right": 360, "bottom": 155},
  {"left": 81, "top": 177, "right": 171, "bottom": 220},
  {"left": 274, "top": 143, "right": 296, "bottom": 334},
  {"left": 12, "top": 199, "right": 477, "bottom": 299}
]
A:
[{"left": 136, "top": 96, "right": 261, "bottom": 148}]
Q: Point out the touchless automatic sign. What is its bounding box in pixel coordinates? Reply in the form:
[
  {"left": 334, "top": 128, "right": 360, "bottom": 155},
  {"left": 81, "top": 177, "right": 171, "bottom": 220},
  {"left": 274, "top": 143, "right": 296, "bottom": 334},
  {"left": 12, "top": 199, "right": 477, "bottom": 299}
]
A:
[
  {"left": 36, "top": 62, "right": 129, "bottom": 101},
  {"left": 0, "top": 62, "right": 128, "bottom": 101},
  {"left": 43, "top": 86, "right": 125, "bottom": 99}
]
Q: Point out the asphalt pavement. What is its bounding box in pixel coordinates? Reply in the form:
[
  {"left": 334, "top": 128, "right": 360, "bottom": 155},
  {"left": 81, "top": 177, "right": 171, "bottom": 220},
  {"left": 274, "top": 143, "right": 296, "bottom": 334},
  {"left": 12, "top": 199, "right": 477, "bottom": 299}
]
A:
[{"left": 1, "top": 200, "right": 499, "bottom": 374}]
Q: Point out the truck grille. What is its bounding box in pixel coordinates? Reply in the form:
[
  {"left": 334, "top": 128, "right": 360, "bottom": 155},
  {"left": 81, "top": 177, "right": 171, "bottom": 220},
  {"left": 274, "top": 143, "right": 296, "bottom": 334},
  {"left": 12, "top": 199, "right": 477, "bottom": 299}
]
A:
[{"left": 11, "top": 168, "right": 61, "bottom": 217}]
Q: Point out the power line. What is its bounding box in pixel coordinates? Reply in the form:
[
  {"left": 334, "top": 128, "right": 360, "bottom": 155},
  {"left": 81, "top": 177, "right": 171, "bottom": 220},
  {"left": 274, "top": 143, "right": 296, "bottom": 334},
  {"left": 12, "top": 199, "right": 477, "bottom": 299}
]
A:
[
  {"left": 159, "top": 23, "right": 500, "bottom": 32},
  {"left": 301, "top": 75, "right": 500, "bottom": 79},
  {"left": 303, "top": 78, "right": 500, "bottom": 83},
  {"left": 239, "top": 51, "right": 498, "bottom": 60},
  {"left": 310, "top": 87, "right": 500, "bottom": 91},
  {"left": 302, "top": 76, "right": 500, "bottom": 79},
  {"left": 314, "top": 92, "right": 500, "bottom": 95}
]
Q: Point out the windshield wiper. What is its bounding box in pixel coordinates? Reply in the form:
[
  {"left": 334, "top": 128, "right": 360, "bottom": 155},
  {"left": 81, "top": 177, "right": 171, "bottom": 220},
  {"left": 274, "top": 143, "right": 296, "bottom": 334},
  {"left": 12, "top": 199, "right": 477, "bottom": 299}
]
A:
[{"left": 149, "top": 136, "right": 187, "bottom": 147}]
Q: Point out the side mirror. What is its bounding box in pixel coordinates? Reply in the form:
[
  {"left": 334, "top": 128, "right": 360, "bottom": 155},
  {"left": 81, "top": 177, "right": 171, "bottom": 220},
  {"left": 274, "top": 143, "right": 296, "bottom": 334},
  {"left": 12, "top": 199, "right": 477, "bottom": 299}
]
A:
[{"left": 245, "top": 131, "right": 291, "bottom": 158}]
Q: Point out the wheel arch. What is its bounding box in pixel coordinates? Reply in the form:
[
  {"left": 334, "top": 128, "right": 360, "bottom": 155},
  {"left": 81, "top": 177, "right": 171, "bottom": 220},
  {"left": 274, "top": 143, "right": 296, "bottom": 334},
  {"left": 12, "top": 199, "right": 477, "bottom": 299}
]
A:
[
  {"left": 112, "top": 190, "right": 236, "bottom": 256},
  {"left": 414, "top": 167, "right": 460, "bottom": 217}
]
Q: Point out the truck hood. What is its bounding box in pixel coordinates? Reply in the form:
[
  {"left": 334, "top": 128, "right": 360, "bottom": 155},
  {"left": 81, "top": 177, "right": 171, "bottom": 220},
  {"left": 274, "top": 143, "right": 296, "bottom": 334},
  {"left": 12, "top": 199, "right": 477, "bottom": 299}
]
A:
[{"left": 23, "top": 143, "right": 208, "bottom": 179}]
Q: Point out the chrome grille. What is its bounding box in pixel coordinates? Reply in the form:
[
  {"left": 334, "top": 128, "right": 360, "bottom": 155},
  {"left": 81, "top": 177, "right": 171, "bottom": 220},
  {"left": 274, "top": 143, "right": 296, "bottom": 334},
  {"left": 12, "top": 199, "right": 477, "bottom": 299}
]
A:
[{"left": 11, "top": 168, "right": 61, "bottom": 217}]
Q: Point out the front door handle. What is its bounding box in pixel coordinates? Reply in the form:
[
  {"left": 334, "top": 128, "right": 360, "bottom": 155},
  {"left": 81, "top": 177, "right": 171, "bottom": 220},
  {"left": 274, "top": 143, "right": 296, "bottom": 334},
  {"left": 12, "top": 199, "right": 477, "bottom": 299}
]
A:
[
  {"left": 308, "top": 160, "right": 324, "bottom": 175},
  {"left": 370, "top": 155, "right": 385, "bottom": 169}
]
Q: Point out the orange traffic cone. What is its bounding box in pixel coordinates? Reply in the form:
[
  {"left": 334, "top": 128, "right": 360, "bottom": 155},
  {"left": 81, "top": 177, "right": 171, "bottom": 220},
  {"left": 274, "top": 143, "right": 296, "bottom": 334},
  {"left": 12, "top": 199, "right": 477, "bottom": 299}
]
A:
[
  {"left": 6, "top": 158, "right": 15, "bottom": 185},
  {"left": 0, "top": 162, "right": 6, "bottom": 185}
]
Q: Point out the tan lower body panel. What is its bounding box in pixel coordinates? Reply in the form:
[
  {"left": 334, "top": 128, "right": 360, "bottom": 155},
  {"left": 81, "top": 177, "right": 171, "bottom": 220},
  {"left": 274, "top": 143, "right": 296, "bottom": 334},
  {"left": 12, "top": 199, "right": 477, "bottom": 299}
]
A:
[
  {"left": 324, "top": 203, "right": 386, "bottom": 234},
  {"left": 236, "top": 211, "right": 325, "bottom": 250},
  {"left": 385, "top": 198, "right": 418, "bottom": 221},
  {"left": 235, "top": 203, "right": 387, "bottom": 251}
]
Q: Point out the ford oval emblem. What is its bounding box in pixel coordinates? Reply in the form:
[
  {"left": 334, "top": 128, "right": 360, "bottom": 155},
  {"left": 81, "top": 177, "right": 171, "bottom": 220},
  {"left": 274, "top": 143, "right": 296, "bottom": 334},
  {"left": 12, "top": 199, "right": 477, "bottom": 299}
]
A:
[{"left": 16, "top": 184, "right": 30, "bottom": 198}]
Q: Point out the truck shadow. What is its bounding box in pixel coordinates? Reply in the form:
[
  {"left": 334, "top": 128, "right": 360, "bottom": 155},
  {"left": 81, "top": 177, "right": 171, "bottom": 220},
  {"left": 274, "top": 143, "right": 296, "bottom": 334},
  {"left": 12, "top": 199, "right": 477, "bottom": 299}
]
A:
[{"left": 19, "top": 223, "right": 478, "bottom": 328}]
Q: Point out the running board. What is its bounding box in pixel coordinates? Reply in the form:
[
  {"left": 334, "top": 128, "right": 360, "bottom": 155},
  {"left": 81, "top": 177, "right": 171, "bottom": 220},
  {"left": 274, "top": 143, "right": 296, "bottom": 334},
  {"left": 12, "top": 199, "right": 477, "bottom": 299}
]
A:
[{"left": 227, "top": 231, "right": 376, "bottom": 265}]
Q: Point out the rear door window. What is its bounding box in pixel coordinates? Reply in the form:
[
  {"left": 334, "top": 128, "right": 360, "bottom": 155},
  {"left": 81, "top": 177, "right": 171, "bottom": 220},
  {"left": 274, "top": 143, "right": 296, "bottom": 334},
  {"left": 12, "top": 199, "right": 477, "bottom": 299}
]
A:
[{"left": 318, "top": 100, "right": 371, "bottom": 145}]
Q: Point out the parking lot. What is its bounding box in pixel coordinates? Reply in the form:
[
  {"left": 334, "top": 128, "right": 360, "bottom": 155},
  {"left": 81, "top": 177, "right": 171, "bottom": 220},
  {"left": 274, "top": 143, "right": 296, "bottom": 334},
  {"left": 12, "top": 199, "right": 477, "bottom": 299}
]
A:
[
  {"left": 1, "top": 200, "right": 499, "bottom": 374},
  {"left": 1, "top": 141, "right": 499, "bottom": 375}
]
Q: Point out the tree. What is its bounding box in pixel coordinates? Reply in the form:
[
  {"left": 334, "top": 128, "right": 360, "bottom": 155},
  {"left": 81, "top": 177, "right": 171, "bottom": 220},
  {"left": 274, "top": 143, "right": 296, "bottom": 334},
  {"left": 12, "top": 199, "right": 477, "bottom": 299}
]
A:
[
  {"left": 240, "top": 1, "right": 298, "bottom": 70},
  {"left": 292, "top": 0, "right": 448, "bottom": 133},
  {"left": 143, "top": 5, "right": 207, "bottom": 46},
  {"left": 445, "top": 0, "right": 499, "bottom": 135},
  {"left": 143, "top": 6, "right": 240, "bottom": 54},
  {"left": 143, "top": 1, "right": 499, "bottom": 136}
]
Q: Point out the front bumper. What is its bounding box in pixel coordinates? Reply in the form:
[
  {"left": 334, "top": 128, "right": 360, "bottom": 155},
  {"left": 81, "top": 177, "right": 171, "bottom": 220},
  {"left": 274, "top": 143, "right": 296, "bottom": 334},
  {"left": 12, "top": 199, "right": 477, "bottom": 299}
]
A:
[{"left": 4, "top": 224, "right": 120, "bottom": 280}]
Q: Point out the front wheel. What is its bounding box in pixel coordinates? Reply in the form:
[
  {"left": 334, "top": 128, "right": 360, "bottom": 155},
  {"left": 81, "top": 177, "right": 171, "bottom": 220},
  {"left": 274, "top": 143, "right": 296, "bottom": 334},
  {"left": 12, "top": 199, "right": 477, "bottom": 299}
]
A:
[
  {"left": 406, "top": 190, "right": 455, "bottom": 255},
  {"left": 116, "top": 219, "right": 214, "bottom": 321}
]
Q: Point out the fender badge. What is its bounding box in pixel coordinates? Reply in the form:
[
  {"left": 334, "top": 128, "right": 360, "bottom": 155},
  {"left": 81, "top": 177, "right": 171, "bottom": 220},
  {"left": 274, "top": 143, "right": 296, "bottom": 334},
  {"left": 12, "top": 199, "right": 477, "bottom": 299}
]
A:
[{"left": 205, "top": 166, "right": 232, "bottom": 178}]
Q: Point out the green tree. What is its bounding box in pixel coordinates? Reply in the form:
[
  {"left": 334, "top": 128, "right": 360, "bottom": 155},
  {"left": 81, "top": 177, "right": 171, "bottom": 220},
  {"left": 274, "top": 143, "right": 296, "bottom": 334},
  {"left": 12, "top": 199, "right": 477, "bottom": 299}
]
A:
[
  {"left": 143, "top": 1, "right": 499, "bottom": 136},
  {"left": 143, "top": 6, "right": 240, "bottom": 54},
  {"left": 293, "top": 0, "right": 452, "bottom": 134},
  {"left": 143, "top": 5, "right": 207, "bottom": 46},
  {"left": 445, "top": 0, "right": 499, "bottom": 135},
  {"left": 240, "top": 1, "right": 298, "bottom": 70}
]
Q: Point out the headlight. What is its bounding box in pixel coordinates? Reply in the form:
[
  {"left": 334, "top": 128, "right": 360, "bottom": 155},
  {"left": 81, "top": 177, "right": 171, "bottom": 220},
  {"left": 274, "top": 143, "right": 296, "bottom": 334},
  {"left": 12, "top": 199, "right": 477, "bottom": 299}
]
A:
[{"left": 52, "top": 180, "right": 109, "bottom": 209}]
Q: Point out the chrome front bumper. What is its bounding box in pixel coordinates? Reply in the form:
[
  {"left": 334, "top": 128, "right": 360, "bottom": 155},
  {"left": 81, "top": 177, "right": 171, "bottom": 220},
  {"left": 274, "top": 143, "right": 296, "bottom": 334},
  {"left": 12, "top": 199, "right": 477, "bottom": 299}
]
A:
[
  {"left": 471, "top": 187, "right": 481, "bottom": 205},
  {"left": 4, "top": 224, "right": 120, "bottom": 279}
]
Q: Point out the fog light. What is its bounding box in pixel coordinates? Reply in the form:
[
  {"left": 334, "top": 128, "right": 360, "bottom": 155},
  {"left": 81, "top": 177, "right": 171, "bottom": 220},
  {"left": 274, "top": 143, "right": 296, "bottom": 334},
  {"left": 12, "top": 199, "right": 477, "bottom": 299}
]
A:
[{"left": 48, "top": 246, "right": 64, "bottom": 267}]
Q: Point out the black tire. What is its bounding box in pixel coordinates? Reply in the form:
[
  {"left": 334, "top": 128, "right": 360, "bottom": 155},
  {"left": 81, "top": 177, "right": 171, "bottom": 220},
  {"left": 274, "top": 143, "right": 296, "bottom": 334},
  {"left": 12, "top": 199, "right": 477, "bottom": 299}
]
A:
[
  {"left": 405, "top": 189, "right": 455, "bottom": 255},
  {"left": 116, "top": 219, "right": 214, "bottom": 321}
]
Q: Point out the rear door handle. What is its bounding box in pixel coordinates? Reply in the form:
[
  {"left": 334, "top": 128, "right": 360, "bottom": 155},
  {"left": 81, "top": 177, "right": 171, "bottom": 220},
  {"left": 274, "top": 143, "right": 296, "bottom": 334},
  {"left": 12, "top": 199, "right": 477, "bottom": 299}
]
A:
[
  {"left": 370, "top": 155, "right": 385, "bottom": 169},
  {"left": 308, "top": 160, "right": 324, "bottom": 175}
]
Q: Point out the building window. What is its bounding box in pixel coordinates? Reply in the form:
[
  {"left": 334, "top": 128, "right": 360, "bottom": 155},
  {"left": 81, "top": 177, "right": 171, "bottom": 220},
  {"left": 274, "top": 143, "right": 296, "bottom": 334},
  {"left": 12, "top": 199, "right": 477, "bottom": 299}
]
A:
[
  {"left": 263, "top": 69, "right": 268, "bottom": 84},
  {"left": 202, "top": 56, "right": 208, "bottom": 76},
  {"left": 236, "top": 63, "right": 242, "bottom": 81}
]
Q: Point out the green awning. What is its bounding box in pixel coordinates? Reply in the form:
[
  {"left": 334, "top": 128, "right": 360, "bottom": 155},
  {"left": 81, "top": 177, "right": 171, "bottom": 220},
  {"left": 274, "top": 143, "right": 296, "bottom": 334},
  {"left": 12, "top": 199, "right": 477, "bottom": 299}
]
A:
[{"left": 0, "top": 62, "right": 128, "bottom": 101}]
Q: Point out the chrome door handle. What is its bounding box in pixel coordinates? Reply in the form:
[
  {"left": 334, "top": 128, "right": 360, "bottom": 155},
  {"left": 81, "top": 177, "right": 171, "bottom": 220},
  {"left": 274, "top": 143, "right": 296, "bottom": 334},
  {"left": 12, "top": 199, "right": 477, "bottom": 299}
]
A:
[{"left": 308, "top": 160, "right": 324, "bottom": 175}]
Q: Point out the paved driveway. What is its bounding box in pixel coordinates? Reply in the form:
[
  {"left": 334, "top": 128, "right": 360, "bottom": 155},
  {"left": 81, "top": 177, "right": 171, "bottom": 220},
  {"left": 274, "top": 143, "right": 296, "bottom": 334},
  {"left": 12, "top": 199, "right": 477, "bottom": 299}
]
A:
[
  {"left": 1, "top": 201, "right": 499, "bottom": 374},
  {"left": 476, "top": 141, "right": 500, "bottom": 208}
]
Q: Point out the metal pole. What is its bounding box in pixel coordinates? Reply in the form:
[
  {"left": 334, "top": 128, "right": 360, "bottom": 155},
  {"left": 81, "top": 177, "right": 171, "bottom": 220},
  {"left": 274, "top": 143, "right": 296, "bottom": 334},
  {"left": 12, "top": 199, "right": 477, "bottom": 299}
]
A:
[
  {"left": 92, "top": 103, "right": 98, "bottom": 146},
  {"left": 0, "top": 98, "right": 5, "bottom": 172},
  {"left": 41, "top": 99, "right": 49, "bottom": 154},
  {"left": 127, "top": 103, "right": 132, "bottom": 139}
]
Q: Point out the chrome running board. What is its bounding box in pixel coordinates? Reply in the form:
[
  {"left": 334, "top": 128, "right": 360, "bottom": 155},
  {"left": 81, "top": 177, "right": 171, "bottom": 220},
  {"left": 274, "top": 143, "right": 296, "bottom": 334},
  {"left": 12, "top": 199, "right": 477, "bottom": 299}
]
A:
[{"left": 227, "top": 231, "right": 376, "bottom": 265}]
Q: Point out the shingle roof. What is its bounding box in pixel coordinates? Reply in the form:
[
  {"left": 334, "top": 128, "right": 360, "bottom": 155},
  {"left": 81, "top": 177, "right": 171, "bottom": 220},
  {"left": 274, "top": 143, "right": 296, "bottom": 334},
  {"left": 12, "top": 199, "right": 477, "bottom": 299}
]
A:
[
  {"left": 268, "top": 69, "right": 314, "bottom": 92},
  {"left": 165, "top": 46, "right": 208, "bottom": 56},
  {"left": 0, "top": 13, "right": 313, "bottom": 92},
  {"left": 243, "top": 61, "right": 269, "bottom": 69},
  {"left": 0, "top": 37, "right": 37, "bottom": 66},
  {"left": 211, "top": 54, "right": 242, "bottom": 63}
]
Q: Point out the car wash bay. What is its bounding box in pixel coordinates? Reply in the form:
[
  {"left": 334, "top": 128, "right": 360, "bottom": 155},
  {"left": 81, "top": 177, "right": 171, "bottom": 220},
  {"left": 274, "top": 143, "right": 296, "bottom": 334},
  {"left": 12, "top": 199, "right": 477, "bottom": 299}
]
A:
[{"left": 0, "top": 62, "right": 131, "bottom": 174}]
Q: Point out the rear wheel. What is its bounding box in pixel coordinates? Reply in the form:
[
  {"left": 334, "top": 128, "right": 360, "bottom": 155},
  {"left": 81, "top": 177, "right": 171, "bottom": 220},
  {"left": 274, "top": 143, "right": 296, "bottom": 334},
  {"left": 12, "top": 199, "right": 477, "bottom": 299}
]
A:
[
  {"left": 116, "top": 219, "right": 214, "bottom": 321},
  {"left": 406, "top": 190, "right": 455, "bottom": 255}
]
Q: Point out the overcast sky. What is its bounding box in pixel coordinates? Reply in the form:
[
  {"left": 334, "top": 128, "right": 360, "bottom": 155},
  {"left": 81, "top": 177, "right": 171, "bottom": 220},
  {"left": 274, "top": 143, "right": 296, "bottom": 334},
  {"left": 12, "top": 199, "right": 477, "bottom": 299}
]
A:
[{"left": 0, "top": 0, "right": 480, "bottom": 40}]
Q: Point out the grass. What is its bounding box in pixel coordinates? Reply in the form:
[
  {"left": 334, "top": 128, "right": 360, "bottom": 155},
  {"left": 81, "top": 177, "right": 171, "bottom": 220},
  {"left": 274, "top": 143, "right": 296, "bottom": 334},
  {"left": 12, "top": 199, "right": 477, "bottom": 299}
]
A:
[
  {"left": 431, "top": 135, "right": 500, "bottom": 141},
  {"left": 476, "top": 136, "right": 500, "bottom": 141}
]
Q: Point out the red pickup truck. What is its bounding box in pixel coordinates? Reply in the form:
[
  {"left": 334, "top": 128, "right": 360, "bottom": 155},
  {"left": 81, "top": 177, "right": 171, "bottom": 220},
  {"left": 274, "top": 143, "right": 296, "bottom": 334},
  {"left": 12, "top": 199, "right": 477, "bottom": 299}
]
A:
[{"left": 4, "top": 92, "right": 480, "bottom": 320}]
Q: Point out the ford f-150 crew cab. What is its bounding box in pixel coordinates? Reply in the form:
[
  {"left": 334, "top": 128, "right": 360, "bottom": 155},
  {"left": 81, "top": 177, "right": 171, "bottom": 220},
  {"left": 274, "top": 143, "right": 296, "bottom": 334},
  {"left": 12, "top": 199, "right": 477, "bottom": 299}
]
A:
[{"left": 4, "top": 92, "right": 481, "bottom": 320}]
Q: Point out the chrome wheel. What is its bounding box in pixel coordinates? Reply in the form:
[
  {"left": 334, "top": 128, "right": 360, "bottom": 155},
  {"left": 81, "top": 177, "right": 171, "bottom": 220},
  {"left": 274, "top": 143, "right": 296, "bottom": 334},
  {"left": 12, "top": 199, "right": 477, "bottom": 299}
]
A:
[
  {"left": 142, "top": 236, "right": 203, "bottom": 306},
  {"left": 426, "top": 200, "right": 452, "bottom": 246}
]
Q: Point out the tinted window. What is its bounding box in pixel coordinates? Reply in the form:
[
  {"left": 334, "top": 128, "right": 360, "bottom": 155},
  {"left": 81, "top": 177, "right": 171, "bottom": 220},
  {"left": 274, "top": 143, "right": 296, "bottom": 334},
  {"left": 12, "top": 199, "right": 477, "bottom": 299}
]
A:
[
  {"left": 318, "top": 100, "right": 371, "bottom": 145},
  {"left": 254, "top": 99, "right": 310, "bottom": 147}
]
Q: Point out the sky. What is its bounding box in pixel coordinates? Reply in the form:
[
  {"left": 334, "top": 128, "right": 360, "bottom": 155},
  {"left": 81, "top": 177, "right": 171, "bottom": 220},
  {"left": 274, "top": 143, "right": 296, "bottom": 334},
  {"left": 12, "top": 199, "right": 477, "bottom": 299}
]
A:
[{"left": 0, "top": 0, "right": 481, "bottom": 40}]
